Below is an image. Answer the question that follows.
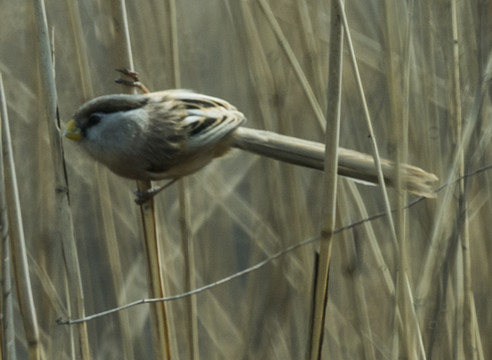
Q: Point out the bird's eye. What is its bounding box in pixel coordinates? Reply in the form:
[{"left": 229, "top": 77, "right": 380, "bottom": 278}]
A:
[{"left": 87, "top": 114, "right": 101, "bottom": 127}]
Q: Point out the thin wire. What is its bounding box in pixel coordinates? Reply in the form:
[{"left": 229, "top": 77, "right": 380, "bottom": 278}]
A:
[{"left": 57, "top": 164, "right": 492, "bottom": 325}]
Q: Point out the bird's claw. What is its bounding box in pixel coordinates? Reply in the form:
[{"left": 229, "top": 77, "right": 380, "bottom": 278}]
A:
[
  {"left": 133, "top": 179, "right": 179, "bottom": 205},
  {"left": 115, "top": 77, "right": 143, "bottom": 87},
  {"left": 134, "top": 190, "right": 153, "bottom": 205},
  {"left": 116, "top": 68, "right": 140, "bottom": 81},
  {"left": 115, "top": 69, "right": 150, "bottom": 94}
]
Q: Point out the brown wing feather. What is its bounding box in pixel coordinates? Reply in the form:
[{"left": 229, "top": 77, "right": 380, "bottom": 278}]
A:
[{"left": 140, "top": 90, "right": 246, "bottom": 179}]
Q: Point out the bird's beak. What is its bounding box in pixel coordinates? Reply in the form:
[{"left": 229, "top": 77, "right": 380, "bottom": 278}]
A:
[{"left": 63, "top": 119, "right": 82, "bottom": 141}]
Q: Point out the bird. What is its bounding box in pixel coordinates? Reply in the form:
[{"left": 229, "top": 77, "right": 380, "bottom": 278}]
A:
[{"left": 64, "top": 89, "right": 438, "bottom": 204}]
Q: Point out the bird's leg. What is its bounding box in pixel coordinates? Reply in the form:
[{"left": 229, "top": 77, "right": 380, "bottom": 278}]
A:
[
  {"left": 134, "top": 178, "right": 180, "bottom": 205},
  {"left": 115, "top": 68, "right": 150, "bottom": 94}
]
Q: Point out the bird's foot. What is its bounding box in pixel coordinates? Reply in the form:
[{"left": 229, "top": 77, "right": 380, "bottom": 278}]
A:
[
  {"left": 115, "top": 68, "right": 150, "bottom": 94},
  {"left": 133, "top": 179, "right": 179, "bottom": 205},
  {"left": 133, "top": 189, "right": 155, "bottom": 205}
]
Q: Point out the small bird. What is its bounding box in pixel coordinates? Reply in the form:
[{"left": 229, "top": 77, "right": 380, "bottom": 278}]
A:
[
  {"left": 65, "top": 90, "right": 245, "bottom": 180},
  {"left": 64, "top": 90, "right": 438, "bottom": 203}
]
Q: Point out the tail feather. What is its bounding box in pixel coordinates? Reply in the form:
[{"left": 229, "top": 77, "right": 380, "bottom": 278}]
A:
[{"left": 232, "top": 127, "right": 438, "bottom": 198}]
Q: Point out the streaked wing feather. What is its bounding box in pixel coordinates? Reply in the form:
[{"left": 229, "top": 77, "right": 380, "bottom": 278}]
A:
[
  {"left": 185, "top": 112, "right": 245, "bottom": 150},
  {"left": 142, "top": 90, "right": 246, "bottom": 178},
  {"left": 165, "top": 91, "right": 246, "bottom": 150}
]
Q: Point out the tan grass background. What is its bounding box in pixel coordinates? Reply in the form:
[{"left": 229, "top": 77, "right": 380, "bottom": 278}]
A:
[{"left": 0, "top": 0, "right": 491, "bottom": 359}]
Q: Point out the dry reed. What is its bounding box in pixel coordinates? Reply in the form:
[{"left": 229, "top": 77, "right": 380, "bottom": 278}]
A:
[{"left": 0, "top": 1, "right": 490, "bottom": 359}]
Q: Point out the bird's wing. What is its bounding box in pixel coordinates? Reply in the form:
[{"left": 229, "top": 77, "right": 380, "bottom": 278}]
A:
[
  {"left": 137, "top": 91, "right": 247, "bottom": 178},
  {"left": 150, "top": 90, "right": 247, "bottom": 151}
]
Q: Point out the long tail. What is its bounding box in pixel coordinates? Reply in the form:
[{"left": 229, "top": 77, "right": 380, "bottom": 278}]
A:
[{"left": 232, "top": 127, "right": 438, "bottom": 198}]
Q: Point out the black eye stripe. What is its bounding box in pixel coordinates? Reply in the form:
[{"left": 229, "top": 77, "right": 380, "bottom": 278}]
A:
[{"left": 87, "top": 114, "right": 102, "bottom": 128}]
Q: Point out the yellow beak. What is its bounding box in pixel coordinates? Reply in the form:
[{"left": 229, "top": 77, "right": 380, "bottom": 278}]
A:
[{"left": 63, "top": 119, "right": 82, "bottom": 141}]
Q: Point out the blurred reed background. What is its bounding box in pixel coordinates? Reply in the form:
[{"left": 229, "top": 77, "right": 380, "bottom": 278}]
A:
[{"left": 0, "top": 0, "right": 491, "bottom": 359}]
